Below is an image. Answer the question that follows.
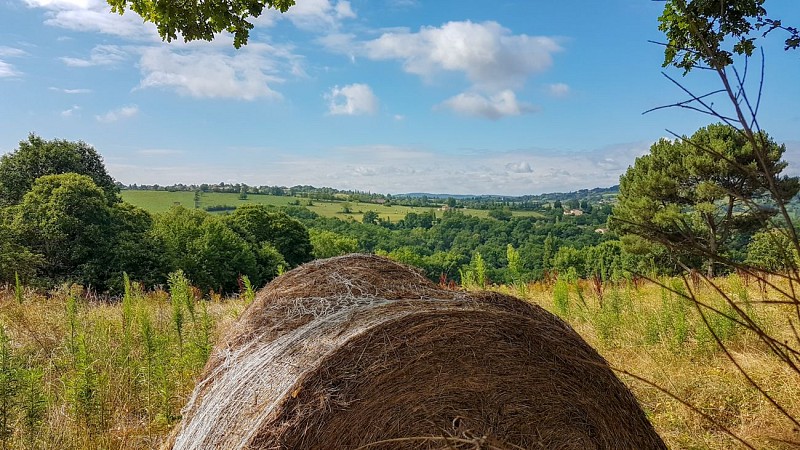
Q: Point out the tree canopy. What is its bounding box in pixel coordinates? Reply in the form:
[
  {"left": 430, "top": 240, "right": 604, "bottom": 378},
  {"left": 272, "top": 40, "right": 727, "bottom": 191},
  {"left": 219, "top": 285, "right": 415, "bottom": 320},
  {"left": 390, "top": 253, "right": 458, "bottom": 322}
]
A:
[
  {"left": 225, "top": 204, "right": 313, "bottom": 268},
  {"left": 659, "top": 0, "right": 799, "bottom": 73},
  {"left": 610, "top": 123, "right": 799, "bottom": 275},
  {"left": 12, "top": 174, "right": 113, "bottom": 286},
  {"left": 0, "top": 134, "right": 119, "bottom": 207},
  {"left": 107, "top": 0, "right": 296, "bottom": 48},
  {"left": 153, "top": 206, "right": 258, "bottom": 293}
]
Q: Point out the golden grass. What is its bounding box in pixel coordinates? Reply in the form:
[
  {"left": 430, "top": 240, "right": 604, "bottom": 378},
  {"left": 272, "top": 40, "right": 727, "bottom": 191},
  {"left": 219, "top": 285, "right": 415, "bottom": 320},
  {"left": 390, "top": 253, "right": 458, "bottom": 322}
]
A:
[
  {"left": 502, "top": 276, "right": 800, "bottom": 449},
  {"left": 0, "top": 273, "right": 796, "bottom": 449}
]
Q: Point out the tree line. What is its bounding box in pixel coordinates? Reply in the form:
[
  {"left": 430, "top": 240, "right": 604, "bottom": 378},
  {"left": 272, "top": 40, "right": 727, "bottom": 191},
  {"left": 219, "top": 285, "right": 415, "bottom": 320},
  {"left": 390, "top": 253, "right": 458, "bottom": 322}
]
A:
[
  {"left": 1, "top": 125, "right": 796, "bottom": 295},
  {"left": 0, "top": 135, "right": 313, "bottom": 293}
]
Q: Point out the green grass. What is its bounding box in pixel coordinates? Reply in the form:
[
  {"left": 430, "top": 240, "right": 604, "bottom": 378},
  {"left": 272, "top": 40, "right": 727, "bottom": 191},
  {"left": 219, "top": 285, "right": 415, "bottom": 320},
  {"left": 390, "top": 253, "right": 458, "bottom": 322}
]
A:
[{"left": 120, "top": 190, "right": 545, "bottom": 222}]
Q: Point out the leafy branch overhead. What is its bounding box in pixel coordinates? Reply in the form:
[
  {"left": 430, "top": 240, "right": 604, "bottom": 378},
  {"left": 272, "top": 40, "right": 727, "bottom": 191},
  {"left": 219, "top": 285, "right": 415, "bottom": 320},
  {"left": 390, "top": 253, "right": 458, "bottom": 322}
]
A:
[
  {"left": 658, "top": 0, "right": 798, "bottom": 73},
  {"left": 106, "top": 0, "right": 297, "bottom": 48}
]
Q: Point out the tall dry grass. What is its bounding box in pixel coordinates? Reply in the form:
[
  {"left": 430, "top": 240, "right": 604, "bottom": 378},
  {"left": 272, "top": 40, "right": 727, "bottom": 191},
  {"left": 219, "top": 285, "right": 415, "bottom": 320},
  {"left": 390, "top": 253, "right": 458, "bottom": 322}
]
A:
[
  {"left": 0, "top": 273, "right": 796, "bottom": 448},
  {"left": 500, "top": 274, "right": 800, "bottom": 449},
  {"left": 0, "top": 277, "right": 244, "bottom": 449}
]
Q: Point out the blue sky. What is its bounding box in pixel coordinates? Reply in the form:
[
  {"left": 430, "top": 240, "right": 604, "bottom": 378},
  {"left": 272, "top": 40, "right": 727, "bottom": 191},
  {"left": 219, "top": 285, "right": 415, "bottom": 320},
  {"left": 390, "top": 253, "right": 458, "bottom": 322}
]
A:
[{"left": 1, "top": 0, "right": 798, "bottom": 195}]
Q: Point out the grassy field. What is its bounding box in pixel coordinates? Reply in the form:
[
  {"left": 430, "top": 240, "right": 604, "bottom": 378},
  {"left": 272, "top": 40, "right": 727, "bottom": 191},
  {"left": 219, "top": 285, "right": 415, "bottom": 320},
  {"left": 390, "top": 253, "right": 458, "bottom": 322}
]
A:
[
  {"left": 0, "top": 273, "right": 796, "bottom": 449},
  {"left": 120, "top": 190, "right": 545, "bottom": 222}
]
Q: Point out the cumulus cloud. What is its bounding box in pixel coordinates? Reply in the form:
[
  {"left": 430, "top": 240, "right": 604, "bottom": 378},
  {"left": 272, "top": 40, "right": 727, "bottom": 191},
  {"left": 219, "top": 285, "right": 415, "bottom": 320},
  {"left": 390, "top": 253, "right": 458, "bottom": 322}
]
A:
[
  {"left": 24, "top": 0, "right": 159, "bottom": 40},
  {"left": 363, "top": 21, "right": 561, "bottom": 91},
  {"left": 439, "top": 90, "right": 534, "bottom": 119},
  {"left": 335, "top": 20, "right": 562, "bottom": 119},
  {"left": 96, "top": 105, "right": 138, "bottom": 123},
  {"left": 61, "top": 44, "right": 126, "bottom": 67},
  {"left": 547, "top": 82, "right": 570, "bottom": 97},
  {"left": 505, "top": 161, "right": 533, "bottom": 173},
  {"left": 137, "top": 45, "right": 287, "bottom": 100},
  {"left": 284, "top": 0, "right": 356, "bottom": 31},
  {"left": 325, "top": 83, "right": 378, "bottom": 115}
]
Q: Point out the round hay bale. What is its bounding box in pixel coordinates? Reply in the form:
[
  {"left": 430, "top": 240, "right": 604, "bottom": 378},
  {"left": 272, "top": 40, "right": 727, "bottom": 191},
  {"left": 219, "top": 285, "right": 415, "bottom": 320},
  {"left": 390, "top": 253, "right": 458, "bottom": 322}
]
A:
[{"left": 167, "top": 254, "right": 666, "bottom": 449}]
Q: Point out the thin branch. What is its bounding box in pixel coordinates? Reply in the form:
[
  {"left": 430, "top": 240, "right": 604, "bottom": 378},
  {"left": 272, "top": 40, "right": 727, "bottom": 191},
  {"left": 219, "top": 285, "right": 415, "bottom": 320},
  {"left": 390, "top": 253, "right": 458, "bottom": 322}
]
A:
[{"left": 642, "top": 88, "right": 727, "bottom": 115}]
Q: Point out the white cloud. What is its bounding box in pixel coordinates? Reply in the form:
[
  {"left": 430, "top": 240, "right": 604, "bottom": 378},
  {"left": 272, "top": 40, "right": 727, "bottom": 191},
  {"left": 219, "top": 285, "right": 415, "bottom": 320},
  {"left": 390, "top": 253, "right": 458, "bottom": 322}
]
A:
[
  {"left": 61, "top": 105, "right": 80, "bottom": 117},
  {"left": 285, "top": 0, "right": 356, "bottom": 31},
  {"left": 363, "top": 21, "right": 560, "bottom": 91},
  {"left": 0, "top": 47, "right": 27, "bottom": 57},
  {"left": 0, "top": 47, "right": 25, "bottom": 78},
  {"left": 137, "top": 45, "right": 286, "bottom": 100},
  {"left": 325, "top": 83, "right": 378, "bottom": 115},
  {"left": 439, "top": 90, "right": 534, "bottom": 120},
  {"left": 47, "top": 9, "right": 155, "bottom": 39},
  {"left": 505, "top": 161, "right": 533, "bottom": 173},
  {"left": 0, "top": 60, "right": 21, "bottom": 78},
  {"left": 49, "top": 87, "right": 92, "bottom": 94},
  {"left": 548, "top": 82, "right": 570, "bottom": 97},
  {"left": 61, "top": 44, "right": 126, "bottom": 67},
  {"left": 25, "top": 0, "right": 159, "bottom": 40},
  {"left": 783, "top": 141, "right": 800, "bottom": 176},
  {"left": 96, "top": 105, "right": 139, "bottom": 123},
  {"left": 108, "top": 142, "right": 649, "bottom": 196},
  {"left": 347, "top": 20, "right": 562, "bottom": 119},
  {"left": 24, "top": 0, "right": 93, "bottom": 9}
]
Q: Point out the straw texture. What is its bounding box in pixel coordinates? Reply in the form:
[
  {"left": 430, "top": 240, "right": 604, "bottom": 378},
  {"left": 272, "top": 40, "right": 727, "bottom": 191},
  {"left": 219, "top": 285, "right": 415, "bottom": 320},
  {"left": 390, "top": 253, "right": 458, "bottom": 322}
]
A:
[{"left": 166, "top": 254, "right": 666, "bottom": 449}]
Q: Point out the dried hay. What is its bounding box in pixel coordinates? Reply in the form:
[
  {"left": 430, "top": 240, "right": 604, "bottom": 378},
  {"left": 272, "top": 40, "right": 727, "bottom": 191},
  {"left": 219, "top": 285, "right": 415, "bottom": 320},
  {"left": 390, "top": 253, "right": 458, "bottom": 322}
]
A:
[{"left": 167, "top": 254, "right": 666, "bottom": 449}]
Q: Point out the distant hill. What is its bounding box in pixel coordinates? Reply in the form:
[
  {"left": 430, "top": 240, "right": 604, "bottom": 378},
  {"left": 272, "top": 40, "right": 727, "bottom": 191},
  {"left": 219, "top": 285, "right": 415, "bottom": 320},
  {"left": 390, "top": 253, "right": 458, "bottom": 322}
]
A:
[
  {"left": 122, "top": 182, "right": 620, "bottom": 210},
  {"left": 397, "top": 186, "right": 620, "bottom": 202}
]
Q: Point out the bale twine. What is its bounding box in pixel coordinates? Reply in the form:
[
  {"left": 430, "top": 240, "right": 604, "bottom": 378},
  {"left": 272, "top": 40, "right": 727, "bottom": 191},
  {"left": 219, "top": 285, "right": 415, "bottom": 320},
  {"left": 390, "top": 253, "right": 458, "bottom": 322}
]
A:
[{"left": 167, "top": 254, "right": 666, "bottom": 449}]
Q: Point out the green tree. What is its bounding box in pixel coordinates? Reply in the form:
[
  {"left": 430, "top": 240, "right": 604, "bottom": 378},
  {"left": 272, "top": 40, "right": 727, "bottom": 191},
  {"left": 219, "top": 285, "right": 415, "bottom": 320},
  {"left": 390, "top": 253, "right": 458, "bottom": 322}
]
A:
[
  {"left": 309, "top": 229, "right": 358, "bottom": 259},
  {"left": 0, "top": 134, "right": 118, "bottom": 207},
  {"left": 551, "top": 247, "right": 585, "bottom": 278},
  {"left": 610, "top": 124, "right": 798, "bottom": 276},
  {"left": 746, "top": 229, "right": 799, "bottom": 272},
  {"left": 0, "top": 213, "right": 40, "bottom": 283},
  {"left": 542, "top": 233, "right": 555, "bottom": 272},
  {"left": 107, "top": 0, "right": 295, "bottom": 48},
  {"left": 487, "top": 208, "right": 512, "bottom": 221},
  {"left": 256, "top": 243, "right": 287, "bottom": 281},
  {"left": 94, "top": 203, "right": 167, "bottom": 291},
  {"left": 225, "top": 204, "right": 313, "bottom": 268},
  {"left": 506, "top": 244, "right": 522, "bottom": 283},
  {"left": 153, "top": 206, "right": 257, "bottom": 293},
  {"left": 362, "top": 210, "right": 379, "bottom": 225},
  {"left": 659, "top": 0, "right": 798, "bottom": 74},
  {"left": 12, "top": 174, "right": 114, "bottom": 287}
]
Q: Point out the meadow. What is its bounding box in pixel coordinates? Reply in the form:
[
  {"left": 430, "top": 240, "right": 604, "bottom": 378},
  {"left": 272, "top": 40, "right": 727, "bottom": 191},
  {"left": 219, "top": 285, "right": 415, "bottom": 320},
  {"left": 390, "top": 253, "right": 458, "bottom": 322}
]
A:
[
  {"left": 120, "top": 190, "right": 545, "bottom": 222},
  {"left": 0, "top": 272, "right": 796, "bottom": 449}
]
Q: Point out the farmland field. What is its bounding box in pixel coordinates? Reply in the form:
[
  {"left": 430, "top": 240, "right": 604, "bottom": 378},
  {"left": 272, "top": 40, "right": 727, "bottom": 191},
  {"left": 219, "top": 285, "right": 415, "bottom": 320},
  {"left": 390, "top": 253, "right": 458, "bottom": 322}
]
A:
[{"left": 120, "top": 190, "right": 545, "bottom": 222}]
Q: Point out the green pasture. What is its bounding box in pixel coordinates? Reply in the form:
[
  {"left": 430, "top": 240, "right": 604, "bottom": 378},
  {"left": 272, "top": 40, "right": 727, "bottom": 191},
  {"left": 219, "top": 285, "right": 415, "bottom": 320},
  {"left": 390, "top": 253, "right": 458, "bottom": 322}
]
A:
[{"left": 120, "top": 190, "right": 544, "bottom": 222}]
